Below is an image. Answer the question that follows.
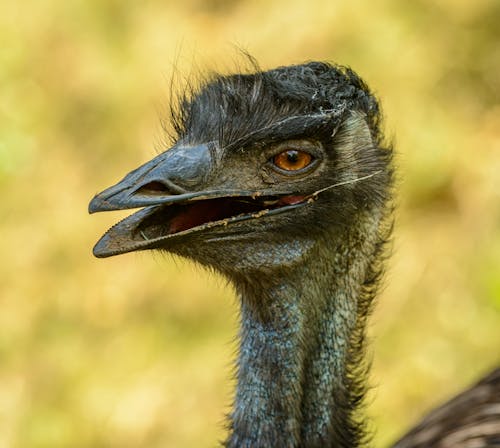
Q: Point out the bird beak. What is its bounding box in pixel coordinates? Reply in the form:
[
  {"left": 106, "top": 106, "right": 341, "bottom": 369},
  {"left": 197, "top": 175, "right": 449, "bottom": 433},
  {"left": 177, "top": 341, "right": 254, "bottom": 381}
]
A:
[
  {"left": 89, "top": 144, "right": 309, "bottom": 259},
  {"left": 89, "top": 144, "right": 213, "bottom": 214}
]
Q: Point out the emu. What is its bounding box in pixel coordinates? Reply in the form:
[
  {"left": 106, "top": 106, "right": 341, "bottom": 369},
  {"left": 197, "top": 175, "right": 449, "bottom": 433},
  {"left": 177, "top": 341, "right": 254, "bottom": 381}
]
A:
[{"left": 90, "top": 62, "right": 500, "bottom": 447}]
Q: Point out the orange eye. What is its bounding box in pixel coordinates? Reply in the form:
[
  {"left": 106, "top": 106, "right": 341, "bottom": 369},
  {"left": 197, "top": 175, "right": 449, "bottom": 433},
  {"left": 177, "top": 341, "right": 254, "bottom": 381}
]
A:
[{"left": 273, "top": 150, "right": 313, "bottom": 171}]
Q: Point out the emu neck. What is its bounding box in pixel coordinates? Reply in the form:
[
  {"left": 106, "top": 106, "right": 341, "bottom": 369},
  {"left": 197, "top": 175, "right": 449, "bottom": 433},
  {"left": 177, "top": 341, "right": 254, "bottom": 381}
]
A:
[{"left": 226, "top": 234, "right": 376, "bottom": 448}]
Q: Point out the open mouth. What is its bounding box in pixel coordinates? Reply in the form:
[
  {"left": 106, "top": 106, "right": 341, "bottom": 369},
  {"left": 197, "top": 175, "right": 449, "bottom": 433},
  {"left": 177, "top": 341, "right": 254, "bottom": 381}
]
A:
[{"left": 92, "top": 192, "right": 311, "bottom": 258}]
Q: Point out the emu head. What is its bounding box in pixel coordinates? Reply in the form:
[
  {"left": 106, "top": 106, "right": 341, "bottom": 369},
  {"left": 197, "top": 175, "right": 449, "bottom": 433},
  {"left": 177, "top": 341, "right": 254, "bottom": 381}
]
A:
[{"left": 90, "top": 62, "right": 391, "bottom": 280}]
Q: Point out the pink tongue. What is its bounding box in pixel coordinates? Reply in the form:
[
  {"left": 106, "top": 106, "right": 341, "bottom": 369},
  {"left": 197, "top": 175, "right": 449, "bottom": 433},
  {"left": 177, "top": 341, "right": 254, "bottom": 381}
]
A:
[
  {"left": 169, "top": 202, "right": 221, "bottom": 234},
  {"left": 168, "top": 195, "right": 306, "bottom": 235},
  {"left": 278, "top": 195, "right": 306, "bottom": 206}
]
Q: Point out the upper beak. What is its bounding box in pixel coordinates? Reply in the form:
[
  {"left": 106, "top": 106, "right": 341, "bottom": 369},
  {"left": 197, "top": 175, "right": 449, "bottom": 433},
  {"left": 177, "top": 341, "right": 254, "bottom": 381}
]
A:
[{"left": 89, "top": 143, "right": 213, "bottom": 213}]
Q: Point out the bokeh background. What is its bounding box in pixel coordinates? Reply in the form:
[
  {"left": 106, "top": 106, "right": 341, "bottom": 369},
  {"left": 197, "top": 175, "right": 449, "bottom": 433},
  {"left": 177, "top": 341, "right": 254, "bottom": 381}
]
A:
[{"left": 1, "top": 0, "right": 499, "bottom": 447}]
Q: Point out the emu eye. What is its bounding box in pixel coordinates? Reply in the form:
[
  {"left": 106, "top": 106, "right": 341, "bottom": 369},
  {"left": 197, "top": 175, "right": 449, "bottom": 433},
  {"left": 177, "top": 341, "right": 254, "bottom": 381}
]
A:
[{"left": 273, "top": 150, "right": 313, "bottom": 172}]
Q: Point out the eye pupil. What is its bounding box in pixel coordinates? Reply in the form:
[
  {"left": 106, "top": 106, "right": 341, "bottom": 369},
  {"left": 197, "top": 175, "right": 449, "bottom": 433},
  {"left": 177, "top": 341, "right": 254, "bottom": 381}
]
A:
[
  {"left": 287, "top": 151, "right": 299, "bottom": 163},
  {"left": 273, "top": 150, "right": 313, "bottom": 172}
]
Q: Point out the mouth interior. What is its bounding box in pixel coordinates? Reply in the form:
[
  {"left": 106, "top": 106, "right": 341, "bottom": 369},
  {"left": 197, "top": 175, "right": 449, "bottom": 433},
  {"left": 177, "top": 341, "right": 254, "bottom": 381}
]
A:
[{"left": 134, "top": 194, "right": 307, "bottom": 241}]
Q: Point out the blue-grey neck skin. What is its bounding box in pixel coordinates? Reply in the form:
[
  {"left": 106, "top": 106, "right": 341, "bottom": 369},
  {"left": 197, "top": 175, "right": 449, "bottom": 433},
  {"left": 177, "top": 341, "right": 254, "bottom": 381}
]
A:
[{"left": 224, "top": 217, "right": 384, "bottom": 448}]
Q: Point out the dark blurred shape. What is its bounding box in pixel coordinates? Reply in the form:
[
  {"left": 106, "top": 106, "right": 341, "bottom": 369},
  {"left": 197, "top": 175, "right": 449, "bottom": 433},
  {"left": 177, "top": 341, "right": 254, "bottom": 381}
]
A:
[{"left": 393, "top": 367, "right": 500, "bottom": 448}]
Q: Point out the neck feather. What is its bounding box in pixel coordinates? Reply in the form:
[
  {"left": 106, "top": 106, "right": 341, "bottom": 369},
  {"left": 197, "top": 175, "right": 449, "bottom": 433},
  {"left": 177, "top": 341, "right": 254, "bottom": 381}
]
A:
[{"left": 225, "top": 218, "right": 387, "bottom": 448}]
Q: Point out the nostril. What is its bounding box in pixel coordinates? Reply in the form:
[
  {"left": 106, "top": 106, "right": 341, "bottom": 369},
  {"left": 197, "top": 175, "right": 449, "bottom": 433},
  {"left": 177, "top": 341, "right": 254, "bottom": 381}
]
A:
[{"left": 135, "top": 181, "right": 171, "bottom": 195}]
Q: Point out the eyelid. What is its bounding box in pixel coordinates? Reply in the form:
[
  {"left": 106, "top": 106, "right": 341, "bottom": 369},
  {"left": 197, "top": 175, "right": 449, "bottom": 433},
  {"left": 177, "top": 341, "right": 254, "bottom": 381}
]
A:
[
  {"left": 264, "top": 139, "right": 323, "bottom": 159},
  {"left": 273, "top": 150, "right": 313, "bottom": 171},
  {"left": 262, "top": 140, "right": 323, "bottom": 177},
  {"left": 267, "top": 151, "right": 319, "bottom": 176}
]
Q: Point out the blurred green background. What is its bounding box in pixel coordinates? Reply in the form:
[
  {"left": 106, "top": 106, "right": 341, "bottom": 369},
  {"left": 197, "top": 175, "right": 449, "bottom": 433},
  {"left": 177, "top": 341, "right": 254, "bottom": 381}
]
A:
[{"left": 1, "top": 0, "right": 499, "bottom": 447}]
